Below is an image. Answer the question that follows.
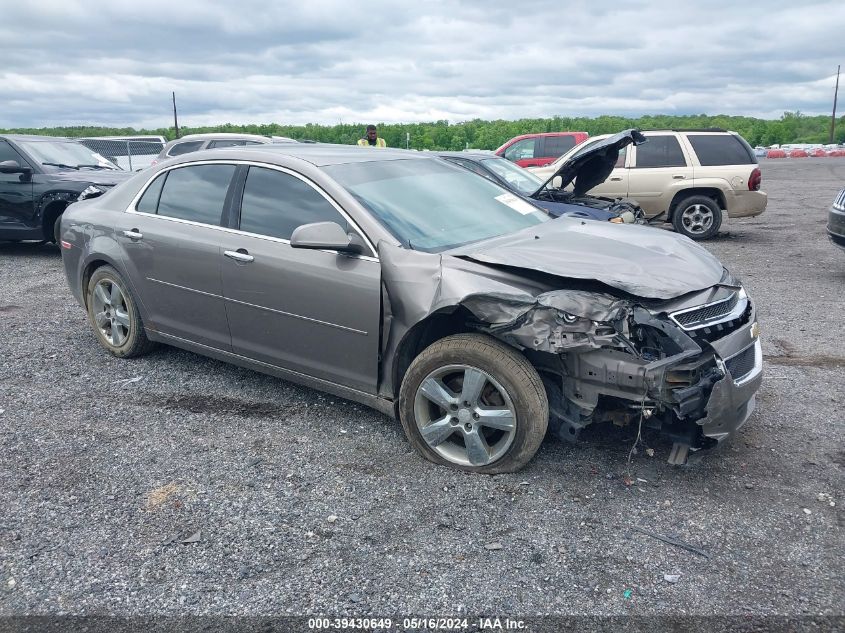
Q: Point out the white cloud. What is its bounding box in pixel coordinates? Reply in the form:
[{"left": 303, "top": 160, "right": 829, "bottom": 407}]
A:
[{"left": 0, "top": 0, "right": 842, "bottom": 128}]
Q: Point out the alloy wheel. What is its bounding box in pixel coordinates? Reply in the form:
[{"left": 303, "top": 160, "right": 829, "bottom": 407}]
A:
[
  {"left": 679, "top": 203, "right": 714, "bottom": 235},
  {"left": 413, "top": 364, "right": 517, "bottom": 467},
  {"left": 91, "top": 278, "right": 131, "bottom": 347}
]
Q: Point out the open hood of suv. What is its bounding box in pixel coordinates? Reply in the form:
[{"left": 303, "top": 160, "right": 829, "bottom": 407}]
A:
[
  {"left": 449, "top": 214, "right": 725, "bottom": 299},
  {"left": 531, "top": 129, "right": 646, "bottom": 198}
]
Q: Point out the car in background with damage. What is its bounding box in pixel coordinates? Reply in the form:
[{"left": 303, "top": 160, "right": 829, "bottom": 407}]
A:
[
  {"left": 59, "top": 144, "right": 762, "bottom": 473},
  {"left": 0, "top": 134, "right": 132, "bottom": 243},
  {"left": 828, "top": 186, "right": 845, "bottom": 251},
  {"left": 436, "top": 130, "right": 646, "bottom": 224},
  {"left": 530, "top": 129, "right": 767, "bottom": 241}
]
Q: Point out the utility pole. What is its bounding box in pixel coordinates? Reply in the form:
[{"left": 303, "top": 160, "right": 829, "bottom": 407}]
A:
[
  {"left": 172, "top": 91, "right": 180, "bottom": 139},
  {"left": 831, "top": 65, "right": 840, "bottom": 144}
]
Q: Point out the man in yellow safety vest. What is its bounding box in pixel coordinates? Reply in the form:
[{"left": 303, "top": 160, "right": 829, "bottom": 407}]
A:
[{"left": 357, "top": 125, "right": 387, "bottom": 148}]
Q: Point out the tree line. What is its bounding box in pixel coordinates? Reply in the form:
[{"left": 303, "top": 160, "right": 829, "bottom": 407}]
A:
[{"left": 3, "top": 111, "right": 843, "bottom": 150}]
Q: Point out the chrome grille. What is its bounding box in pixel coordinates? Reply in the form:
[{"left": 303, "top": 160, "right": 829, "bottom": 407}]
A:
[
  {"left": 671, "top": 292, "right": 740, "bottom": 329},
  {"left": 725, "top": 345, "right": 756, "bottom": 381},
  {"left": 834, "top": 188, "right": 845, "bottom": 211}
]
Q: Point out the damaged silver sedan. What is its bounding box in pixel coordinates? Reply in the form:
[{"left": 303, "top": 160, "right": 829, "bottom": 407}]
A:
[{"left": 59, "top": 144, "right": 762, "bottom": 473}]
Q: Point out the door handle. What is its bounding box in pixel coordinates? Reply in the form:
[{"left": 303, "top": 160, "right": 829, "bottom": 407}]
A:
[
  {"left": 609, "top": 177, "right": 623, "bottom": 181},
  {"left": 224, "top": 249, "right": 254, "bottom": 263},
  {"left": 122, "top": 229, "right": 143, "bottom": 240},
  {"left": 672, "top": 175, "right": 686, "bottom": 180}
]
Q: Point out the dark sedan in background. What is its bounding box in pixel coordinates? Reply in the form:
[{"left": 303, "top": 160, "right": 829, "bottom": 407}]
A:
[
  {"left": 829, "top": 187, "right": 845, "bottom": 251},
  {"left": 0, "top": 134, "right": 130, "bottom": 243},
  {"left": 60, "top": 144, "right": 762, "bottom": 472},
  {"left": 437, "top": 129, "right": 647, "bottom": 224}
]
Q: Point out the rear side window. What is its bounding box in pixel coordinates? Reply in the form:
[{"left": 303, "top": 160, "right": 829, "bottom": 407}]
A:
[
  {"left": 167, "top": 141, "right": 204, "bottom": 157},
  {"left": 156, "top": 165, "right": 235, "bottom": 225},
  {"left": 446, "top": 158, "right": 490, "bottom": 179},
  {"left": 542, "top": 136, "right": 576, "bottom": 158},
  {"left": 687, "top": 134, "right": 756, "bottom": 166},
  {"left": 635, "top": 136, "right": 687, "bottom": 168},
  {"left": 136, "top": 173, "right": 166, "bottom": 213},
  {"left": 503, "top": 138, "right": 536, "bottom": 161},
  {"left": 238, "top": 166, "right": 348, "bottom": 240},
  {"left": 208, "top": 140, "right": 247, "bottom": 148}
]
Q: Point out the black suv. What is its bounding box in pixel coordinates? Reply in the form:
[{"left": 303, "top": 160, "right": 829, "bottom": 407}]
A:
[{"left": 0, "top": 135, "right": 132, "bottom": 243}]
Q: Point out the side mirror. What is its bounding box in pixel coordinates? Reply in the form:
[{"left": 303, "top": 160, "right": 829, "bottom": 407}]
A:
[
  {"left": 290, "top": 221, "right": 364, "bottom": 254},
  {"left": 0, "top": 160, "right": 31, "bottom": 175},
  {"left": 551, "top": 175, "right": 563, "bottom": 189}
]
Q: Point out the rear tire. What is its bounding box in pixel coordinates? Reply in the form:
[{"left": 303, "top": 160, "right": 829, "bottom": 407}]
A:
[
  {"left": 86, "top": 265, "right": 156, "bottom": 358},
  {"left": 399, "top": 333, "right": 548, "bottom": 474},
  {"left": 53, "top": 214, "right": 63, "bottom": 244},
  {"left": 672, "top": 195, "right": 722, "bottom": 240}
]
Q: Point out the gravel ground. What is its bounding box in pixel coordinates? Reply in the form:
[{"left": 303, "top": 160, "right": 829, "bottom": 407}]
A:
[{"left": 0, "top": 159, "right": 843, "bottom": 622}]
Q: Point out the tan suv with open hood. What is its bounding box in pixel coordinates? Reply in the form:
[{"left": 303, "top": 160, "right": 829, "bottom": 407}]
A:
[{"left": 530, "top": 129, "right": 767, "bottom": 240}]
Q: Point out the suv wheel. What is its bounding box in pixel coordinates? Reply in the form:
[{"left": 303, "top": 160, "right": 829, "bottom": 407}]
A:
[
  {"left": 672, "top": 195, "right": 722, "bottom": 240},
  {"left": 398, "top": 333, "right": 548, "bottom": 474},
  {"left": 86, "top": 266, "right": 156, "bottom": 358}
]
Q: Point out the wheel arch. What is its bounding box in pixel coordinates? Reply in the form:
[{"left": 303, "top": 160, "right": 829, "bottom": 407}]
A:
[
  {"left": 669, "top": 188, "right": 727, "bottom": 220},
  {"left": 389, "top": 306, "right": 479, "bottom": 414},
  {"left": 80, "top": 257, "right": 119, "bottom": 309},
  {"left": 40, "top": 199, "right": 73, "bottom": 240}
]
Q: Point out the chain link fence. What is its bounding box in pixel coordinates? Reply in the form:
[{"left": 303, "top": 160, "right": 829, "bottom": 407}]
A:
[{"left": 77, "top": 137, "right": 166, "bottom": 172}]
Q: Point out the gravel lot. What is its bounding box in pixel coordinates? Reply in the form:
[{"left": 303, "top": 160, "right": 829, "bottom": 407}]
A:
[{"left": 0, "top": 159, "right": 843, "bottom": 623}]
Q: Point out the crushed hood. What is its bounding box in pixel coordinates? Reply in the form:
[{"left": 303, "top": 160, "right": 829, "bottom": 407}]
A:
[
  {"left": 532, "top": 129, "right": 646, "bottom": 198},
  {"left": 448, "top": 215, "right": 725, "bottom": 300}
]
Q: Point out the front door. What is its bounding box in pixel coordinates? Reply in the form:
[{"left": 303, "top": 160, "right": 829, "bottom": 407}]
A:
[
  {"left": 220, "top": 165, "right": 381, "bottom": 393},
  {"left": 0, "top": 140, "right": 35, "bottom": 231},
  {"left": 583, "top": 144, "right": 631, "bottom": 199},
  {"left": 627, "top": 135, "right": 694, "bottom": 217}
]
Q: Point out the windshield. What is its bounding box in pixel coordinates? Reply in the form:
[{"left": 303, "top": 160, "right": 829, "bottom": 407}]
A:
[
  {"left": 17, "top": 140, "right": 120, "bottom": 170},
  {"left": 325, "top": 158, "right": 548, "bottom": 252},
  {"left": 480, "top": 157, "right": 544, "bottom": 196}
]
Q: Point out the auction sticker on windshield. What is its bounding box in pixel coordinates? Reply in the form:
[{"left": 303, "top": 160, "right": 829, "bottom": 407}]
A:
[{"left": 494, "top": 192, "right": 537, "bottom": 215}]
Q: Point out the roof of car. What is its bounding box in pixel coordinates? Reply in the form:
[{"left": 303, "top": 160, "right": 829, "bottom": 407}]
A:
[
  {"left": 0, "top": 134, "right": 73, "bottom": 142},
  {"left": 179, "top": 143, "right": 439, "bottom": 167},
  {"left": 167, "top": 133, "right": 274, "bottom": 143},
  {"left": 434, "top": 151, "right": 501, "bottom": 160}
]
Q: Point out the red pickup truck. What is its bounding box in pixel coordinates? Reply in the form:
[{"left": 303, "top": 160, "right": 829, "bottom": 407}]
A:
[{"left": 495, "top": 132, "right": 589, "bottom": 168}]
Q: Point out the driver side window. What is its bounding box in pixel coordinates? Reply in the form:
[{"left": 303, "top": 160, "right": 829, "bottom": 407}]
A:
[
  {"left": 504, "top": 138, "right": 536, "bottom": 161},
  {"left": 238, "top": 166, "right": 350, "bottom": 241},
  {"left": 0, "top": 140, "right": 31, "bottom": 169}
]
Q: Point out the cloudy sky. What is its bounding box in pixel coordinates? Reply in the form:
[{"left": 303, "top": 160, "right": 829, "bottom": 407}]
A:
[{"left": 1, "top": 0, "right": 842, "bottom": 129}]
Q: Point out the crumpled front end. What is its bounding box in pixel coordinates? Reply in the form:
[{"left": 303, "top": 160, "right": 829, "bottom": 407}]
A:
[
  {"left": 463, "top": 283, "right": 762, "bottom": 458},
  {"left": 378, "top": 242, "right": 762, "bottom": 462}
]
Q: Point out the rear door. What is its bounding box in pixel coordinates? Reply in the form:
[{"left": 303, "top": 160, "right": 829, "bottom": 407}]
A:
[
  {"left": 119, "top": 163, "right": 236, "bottom": 350},
  {"left": 538, "top": 135, "right": 578, "bottom": 167},
  {"left": 220, "top": 164, "right": 381, "bottom": 393},
  {"left": 627, "top": 134, "right": 693, "bottom": 216}
]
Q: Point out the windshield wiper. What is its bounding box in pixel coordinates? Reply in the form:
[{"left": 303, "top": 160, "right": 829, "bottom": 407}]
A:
[
  {"left": 42, "top": 162, "right": 79, "bottom": 170},
  {"left": 76, "top": 164, "right": 117, "bottom": 170}
]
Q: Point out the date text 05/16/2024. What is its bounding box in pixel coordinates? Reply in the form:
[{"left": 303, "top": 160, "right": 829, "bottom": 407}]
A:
[{"left": 307, "top": 617, "right": 527, "bottom": 630}]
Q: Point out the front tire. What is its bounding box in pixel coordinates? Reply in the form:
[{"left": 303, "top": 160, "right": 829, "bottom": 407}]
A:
[
  {"left": 398, "top": 333, "right": 548, "bottom": 474},
  {"left": 86, "top": 265, "right": 155, "bottom": 358},
  {"left": 672, "top": 195, "right": 722, "bottom": 240}
]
